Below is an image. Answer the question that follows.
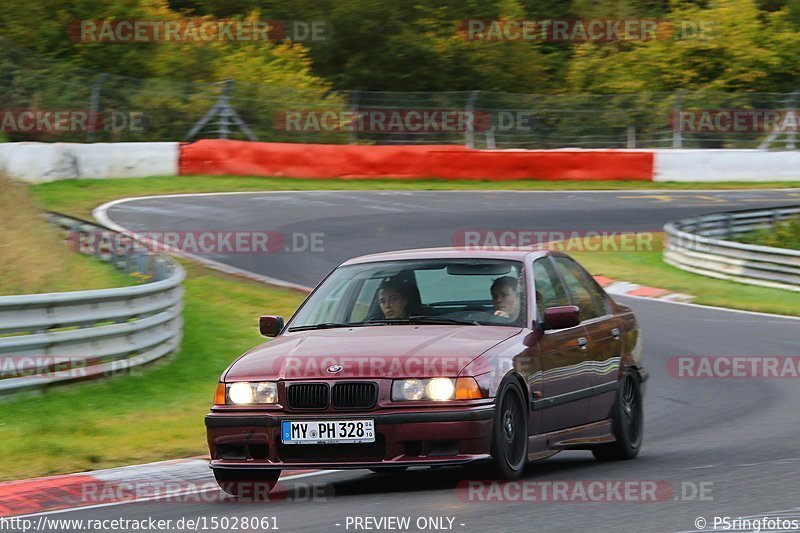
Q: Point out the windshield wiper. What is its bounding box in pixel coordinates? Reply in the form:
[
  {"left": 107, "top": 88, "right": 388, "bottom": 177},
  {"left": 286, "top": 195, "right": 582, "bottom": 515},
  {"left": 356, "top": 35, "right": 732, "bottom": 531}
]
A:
[
  {"left": 363, "top": 318, "right": 407, "bottom": 325},
  {"left": 287, "top": 322, "right": 360, "bottom": 332},
  {"left": 290, "top": 316, "right": 481, "bottom": 331},
  {"left": 367, "top": 316, "right": 479, "bottom": 326},
  {"left": 406, "top": 316, "right": 480, "bottom": 326}
]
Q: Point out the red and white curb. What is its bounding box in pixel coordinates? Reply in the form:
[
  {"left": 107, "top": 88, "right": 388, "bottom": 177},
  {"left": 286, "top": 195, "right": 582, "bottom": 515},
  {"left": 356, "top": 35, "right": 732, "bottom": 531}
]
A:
[
  {"left": 593, "top": 276, "right": 695, "bottom": 303},
  {"left": 0, "top": 457, "right": 327, "bottom": 517}
]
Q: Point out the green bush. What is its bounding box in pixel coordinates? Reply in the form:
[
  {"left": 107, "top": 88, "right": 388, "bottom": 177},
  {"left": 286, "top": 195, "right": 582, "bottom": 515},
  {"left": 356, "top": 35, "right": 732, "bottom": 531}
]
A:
[{"left": 736, "top": 217, "right": 800, "bottom": 250}]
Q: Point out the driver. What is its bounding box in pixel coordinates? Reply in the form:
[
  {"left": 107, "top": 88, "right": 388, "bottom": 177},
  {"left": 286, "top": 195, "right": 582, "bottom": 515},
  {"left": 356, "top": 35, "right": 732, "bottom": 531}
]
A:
[
  {"left": 491, "top": 276, "right": 520, "bottom": 320},
  {"left": 377, "top": 279, "right": 409, "bottom": 319}
]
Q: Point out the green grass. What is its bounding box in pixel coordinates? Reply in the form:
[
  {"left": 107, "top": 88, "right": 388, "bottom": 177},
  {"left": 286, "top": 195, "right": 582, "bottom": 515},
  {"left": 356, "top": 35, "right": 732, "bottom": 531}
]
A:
[
  {"left": 31, "top": 175, "right": 800, "bottom": 219},
  {"left": 0, "top": 173, "right": 138, "bottom": 295},
  {"left": 0, "top": 252, "right": 137, "bottom": 296},
  {"left": 570, "top": 233, "right": 800, "bottom": 316},
  {"left": 0, "top": 261, "right": 305, "bottom": 481}
]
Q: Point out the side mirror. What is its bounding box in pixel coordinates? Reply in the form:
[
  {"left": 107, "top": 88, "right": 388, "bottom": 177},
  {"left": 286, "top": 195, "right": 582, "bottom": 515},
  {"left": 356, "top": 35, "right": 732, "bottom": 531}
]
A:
[
  {"left": 542, "top": 306, "right": 580, "bottom": 330},
  {"left": 259, "top": 315, "right": 285, "bottom": 337}
]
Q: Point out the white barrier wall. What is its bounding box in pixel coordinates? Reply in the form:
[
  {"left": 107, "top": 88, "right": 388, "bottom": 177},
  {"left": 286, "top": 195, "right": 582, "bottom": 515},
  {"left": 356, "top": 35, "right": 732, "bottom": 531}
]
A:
[
  {"left": 2, "top": 142, "right": 800, "bottom": 183},
  {"left": 654, "top": 149, "right": 800, "bottom": 182},
  {"left": 0, "top": 142, "right": 179, "bottom": 183}
]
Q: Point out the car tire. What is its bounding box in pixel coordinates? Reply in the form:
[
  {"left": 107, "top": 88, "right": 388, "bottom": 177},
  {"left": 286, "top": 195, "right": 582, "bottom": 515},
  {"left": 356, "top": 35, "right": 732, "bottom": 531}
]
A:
[
  {"left": 368, "top": 466, "right": 409, "bottom": 474},
  {"left": 213, "top": 468, "right": 281, "bottom": 498},
  {"left": 472, "top": 380, "right": 528, "bottom": 480},
  {"left": 592, "top": 370, "right": 643, "bottom": 461}
]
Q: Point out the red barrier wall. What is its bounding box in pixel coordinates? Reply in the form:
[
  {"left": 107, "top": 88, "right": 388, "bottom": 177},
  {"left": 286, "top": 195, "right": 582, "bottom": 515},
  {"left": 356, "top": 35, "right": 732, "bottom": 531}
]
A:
[{"left": 180, "top": 140, "right": 654, "bottom": 181}]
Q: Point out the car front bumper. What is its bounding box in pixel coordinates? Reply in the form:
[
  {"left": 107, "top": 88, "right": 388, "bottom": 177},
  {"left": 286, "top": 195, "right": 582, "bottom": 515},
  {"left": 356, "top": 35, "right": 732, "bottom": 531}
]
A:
[{"left": 205, "top": 405, "right": 494, "bottom": 470}]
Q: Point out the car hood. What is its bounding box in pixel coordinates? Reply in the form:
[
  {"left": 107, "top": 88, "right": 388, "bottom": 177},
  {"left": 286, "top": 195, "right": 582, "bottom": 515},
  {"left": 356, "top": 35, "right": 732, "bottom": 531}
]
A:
[{"left": 224, "top": 325, "right": 521, "bottom": 381}]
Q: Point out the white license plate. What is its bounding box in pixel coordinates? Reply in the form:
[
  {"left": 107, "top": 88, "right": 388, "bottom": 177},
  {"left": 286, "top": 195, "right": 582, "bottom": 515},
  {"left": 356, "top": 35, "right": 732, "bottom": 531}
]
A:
[{"left": 281, "top": 419, "right": 375, "bottom": 444}]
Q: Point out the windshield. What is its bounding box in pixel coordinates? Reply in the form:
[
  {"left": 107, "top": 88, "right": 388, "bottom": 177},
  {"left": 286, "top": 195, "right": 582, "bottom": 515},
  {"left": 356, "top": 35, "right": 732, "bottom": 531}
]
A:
[{"left": 287, "top": 259, "right": 526, "bottom": 330}]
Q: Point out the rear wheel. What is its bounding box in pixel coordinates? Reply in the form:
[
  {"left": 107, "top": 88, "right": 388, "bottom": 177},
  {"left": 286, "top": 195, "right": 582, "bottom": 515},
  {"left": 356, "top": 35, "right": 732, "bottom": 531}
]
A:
[
  {"left": 471, "top": 380, "right": 528, "bottom": 479},
  {"left": 592, "top": 370, "right": 643, "bottom": 461},
  {"left": 213, "top": 468, "right": 281, "bottom": 499}
]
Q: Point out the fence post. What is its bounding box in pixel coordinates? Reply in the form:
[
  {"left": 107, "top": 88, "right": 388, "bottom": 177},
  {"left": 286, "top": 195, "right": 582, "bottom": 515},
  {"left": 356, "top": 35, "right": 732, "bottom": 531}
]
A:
[
  {"left": 348, "top": 90, "right": 361, "bottom": 145},
  {"left": 485, "top": 128, "right": 496, "bottom": 150},
  {"left": 787, "top": 91, "right": 798, "bottom": 150},
  {"left": 672, "top": 90, "right": 684, "bottom": 149},
  {"left": 87, "top": 73, "right": 109, "bottom": 143},
  {"left": 465, "top": 90, "right": 480, "bottom": 149},
  {"left": 184, "top": 79, "right": 257, "bottom": 142},
  {"left": 218, "top": 80, "right": 232, "bottom": 139},
  {"left": 627, "top": 125, "right": 636, "bottom": 149}
]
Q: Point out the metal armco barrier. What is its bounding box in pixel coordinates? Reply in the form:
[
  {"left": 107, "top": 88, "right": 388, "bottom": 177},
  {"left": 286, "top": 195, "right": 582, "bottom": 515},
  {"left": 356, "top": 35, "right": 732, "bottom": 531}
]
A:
[
  {"left": 664, "top": 206, "right": 800, "bottom": 292},
  {"left": 0, "top": 213, "right": 184, "bottom": 395}
]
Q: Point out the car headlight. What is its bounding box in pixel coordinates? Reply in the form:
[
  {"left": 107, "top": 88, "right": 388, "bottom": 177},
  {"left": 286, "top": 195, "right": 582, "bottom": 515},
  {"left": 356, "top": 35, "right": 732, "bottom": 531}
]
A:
[
  {"left": 426, "top": 378, "right": 455, "bottom": 401},
  {"left": 215, "top": 381, "right": 279, "bottom": 405},
  {"left": 391, "top": 377, "right": 482, "bottom": 401}
]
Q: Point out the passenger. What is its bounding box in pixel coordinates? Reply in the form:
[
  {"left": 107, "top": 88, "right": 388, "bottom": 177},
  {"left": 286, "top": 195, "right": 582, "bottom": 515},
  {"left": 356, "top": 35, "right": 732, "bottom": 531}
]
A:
[
  {"left": 491, "top": 276, "right": 521, "bottom": 319},
  {"left": 377, "top": 279, "right": 409, "bottom": 319}
]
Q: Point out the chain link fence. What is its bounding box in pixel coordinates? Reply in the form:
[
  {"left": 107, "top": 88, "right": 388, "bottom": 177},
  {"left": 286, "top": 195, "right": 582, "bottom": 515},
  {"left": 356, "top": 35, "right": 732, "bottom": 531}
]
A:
[{"left": 1, "top": 40, "right": 797, "bottom": 149}]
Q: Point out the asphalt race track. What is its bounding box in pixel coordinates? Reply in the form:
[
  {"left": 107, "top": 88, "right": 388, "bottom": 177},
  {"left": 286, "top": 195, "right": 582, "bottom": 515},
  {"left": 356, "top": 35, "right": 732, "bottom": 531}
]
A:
[
  {"left": 59, "top": 189, "right": 800, "bottom": 532},
  {"left": 101, "top": 189, "right": 800, "bottom": 287}
]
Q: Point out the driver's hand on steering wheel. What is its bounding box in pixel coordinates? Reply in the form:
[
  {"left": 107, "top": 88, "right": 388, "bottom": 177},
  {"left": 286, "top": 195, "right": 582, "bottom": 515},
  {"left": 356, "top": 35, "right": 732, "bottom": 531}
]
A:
[{"left": 493, "top": 309, "right": 510, "bottom": 318}]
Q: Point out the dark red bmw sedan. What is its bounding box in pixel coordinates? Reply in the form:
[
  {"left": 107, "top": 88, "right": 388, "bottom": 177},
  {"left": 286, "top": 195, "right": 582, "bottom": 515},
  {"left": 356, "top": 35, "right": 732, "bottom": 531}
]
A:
[{"left": 205, "top": 248, "right": 647, "bottom": 496}]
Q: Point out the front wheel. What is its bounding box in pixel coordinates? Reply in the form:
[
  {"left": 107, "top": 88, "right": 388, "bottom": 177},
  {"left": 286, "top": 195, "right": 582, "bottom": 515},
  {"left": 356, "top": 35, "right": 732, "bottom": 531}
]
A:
[
  {"left": 471, "top": 380, "right": 528, "bottom": 480},
  {"left": 213, "top": 468, "right": 281, "bottom": 499},
  {"left": 592, "top": 370, "right": 643, "bottom": 461}
]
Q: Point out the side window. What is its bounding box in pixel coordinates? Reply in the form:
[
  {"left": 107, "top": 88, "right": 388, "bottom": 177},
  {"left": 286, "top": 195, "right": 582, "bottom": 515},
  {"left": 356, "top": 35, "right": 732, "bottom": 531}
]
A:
[
  {"left": 532, "top": 259, "right": 570, "bottom": 319},
  {"left": 553, "top": 256, "right": 608, "bottom": 321}
]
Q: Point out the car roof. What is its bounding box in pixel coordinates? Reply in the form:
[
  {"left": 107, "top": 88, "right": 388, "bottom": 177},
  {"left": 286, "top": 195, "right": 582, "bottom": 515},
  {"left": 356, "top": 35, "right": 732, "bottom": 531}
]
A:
[{"left": 341, "top": 246, "right": 551, "bottom": 266}]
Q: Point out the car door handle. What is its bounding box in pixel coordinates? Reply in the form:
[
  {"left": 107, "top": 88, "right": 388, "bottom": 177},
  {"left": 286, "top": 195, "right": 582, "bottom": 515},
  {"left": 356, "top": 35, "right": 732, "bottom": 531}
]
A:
[
  {"left": 578, "top": 337, "right": 588, "bottom": 349},
  {"left": 611, "top": 327, "right": 621, "bottom": 339}
]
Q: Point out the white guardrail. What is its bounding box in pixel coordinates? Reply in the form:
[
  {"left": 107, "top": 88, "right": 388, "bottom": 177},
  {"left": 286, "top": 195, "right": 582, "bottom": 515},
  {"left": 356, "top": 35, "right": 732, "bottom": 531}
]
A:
[
  {"left": 0, "top": 213, "right": 184, "bottom": 395},
  {"left": 664, "top": 206, "right": 800, "bottom": 292}
]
